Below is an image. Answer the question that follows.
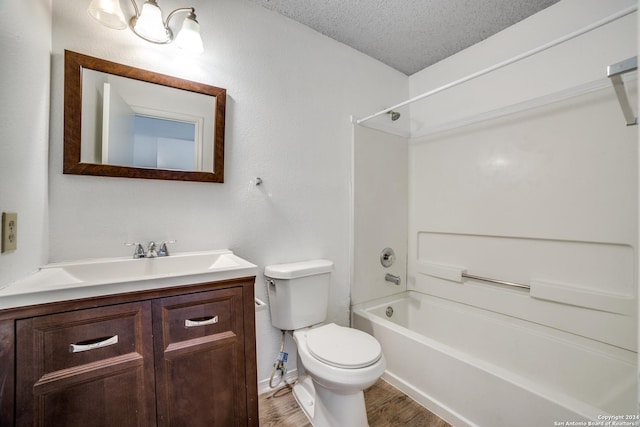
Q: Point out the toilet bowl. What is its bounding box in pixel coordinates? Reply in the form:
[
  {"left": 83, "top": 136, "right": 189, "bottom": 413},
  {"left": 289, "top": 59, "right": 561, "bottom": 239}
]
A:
[{"left": 291, "top": 323, "right": 386, "bottom": 427}]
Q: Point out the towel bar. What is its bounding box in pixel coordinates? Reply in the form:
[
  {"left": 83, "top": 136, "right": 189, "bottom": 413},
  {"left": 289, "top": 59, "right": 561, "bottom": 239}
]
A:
[{"left": 461, "top": 272, "right": 530, "bottom": 290}]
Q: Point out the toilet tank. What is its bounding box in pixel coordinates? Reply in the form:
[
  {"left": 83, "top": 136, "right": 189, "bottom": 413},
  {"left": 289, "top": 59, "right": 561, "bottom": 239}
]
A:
[{"left": 265, "top": 259, "right": 333, "bottom": 330}]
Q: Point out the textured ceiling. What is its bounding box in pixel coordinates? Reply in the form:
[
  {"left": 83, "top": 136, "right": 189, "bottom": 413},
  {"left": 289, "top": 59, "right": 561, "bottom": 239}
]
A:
[{"left": 247, "top": 0, "right": 561, "bottom": 75}]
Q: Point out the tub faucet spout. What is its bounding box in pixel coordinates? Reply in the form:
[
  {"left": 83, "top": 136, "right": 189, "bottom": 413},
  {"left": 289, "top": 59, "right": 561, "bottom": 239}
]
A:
[{"left": 385, "top": 273, "right": 401, "bottom": 286}]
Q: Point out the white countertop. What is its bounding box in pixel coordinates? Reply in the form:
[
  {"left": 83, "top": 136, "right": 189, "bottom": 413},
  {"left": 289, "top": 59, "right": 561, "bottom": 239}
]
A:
[{"left": 0, "top": 250, "right": 257, "bottom": 310}]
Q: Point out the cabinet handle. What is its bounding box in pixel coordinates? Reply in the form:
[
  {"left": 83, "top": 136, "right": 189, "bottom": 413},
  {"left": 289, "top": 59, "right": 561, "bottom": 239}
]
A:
[
  {"left": 185, "top": 316, "right": 218, "bottom": 328},
  {"left": 69, "top": 335, "right": 119, "bottom": 353}
]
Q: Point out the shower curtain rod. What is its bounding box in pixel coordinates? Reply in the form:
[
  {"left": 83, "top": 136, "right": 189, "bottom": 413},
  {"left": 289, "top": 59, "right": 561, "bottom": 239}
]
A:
[{"left": 355, "top": 5, "right": 638, "bottom": 125}]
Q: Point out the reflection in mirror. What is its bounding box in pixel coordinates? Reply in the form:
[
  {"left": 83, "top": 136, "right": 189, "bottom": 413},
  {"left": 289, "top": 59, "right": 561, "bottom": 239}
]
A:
[
  {"left": 64, "top": 50, "right": 226, "bottom": 182},
  {"left": 81, "top": 69, "right": 214, "bottom": 172},
  {"left": 130, "top": 116, "right": 198, "bottom": 171}
]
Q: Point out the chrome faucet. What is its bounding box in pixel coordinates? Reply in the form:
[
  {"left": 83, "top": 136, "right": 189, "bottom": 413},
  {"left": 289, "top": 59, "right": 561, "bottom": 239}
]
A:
[
  {"left": 158, "top": 241, "right": 173, "bottom": 257},
  {"left": 130, "top": 243, "right": 145, "bottom": 259},
  {"left": 145, "top": 241, "right": 158, "bottom": 258},
  {"left": 385, "top": 273, "right": 401, "bottom": 286},
  {"left": 127, "top": 240, "right": 174, "bottom": 258}
]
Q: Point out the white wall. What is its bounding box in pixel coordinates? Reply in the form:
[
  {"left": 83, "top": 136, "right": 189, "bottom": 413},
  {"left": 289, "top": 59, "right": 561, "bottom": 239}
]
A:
[
  {"left": 0, "top": 1, "right": 51, "bottom": 288},
  {"left": 407, "top": 0, "right": 637, "bottom": 350},
  {"left": 49, "top": 0, "right": 408, "bottom": 388}
]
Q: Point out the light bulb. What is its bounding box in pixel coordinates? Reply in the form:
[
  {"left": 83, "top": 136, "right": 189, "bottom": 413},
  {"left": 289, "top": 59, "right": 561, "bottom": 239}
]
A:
[
  {"left": 133, "top": 1, "right": 170, "bottom": 43},
  {"left": 175, "top": 14, "right": 204, "bottom": 53},
  {"left": 87, "top": 0, "right": 127, "bottom": 30}
]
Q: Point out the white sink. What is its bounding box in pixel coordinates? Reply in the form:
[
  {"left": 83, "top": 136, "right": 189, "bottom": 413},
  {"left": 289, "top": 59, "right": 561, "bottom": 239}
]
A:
[
  {"left": 51, "top": 250, "right": 248, "bottom": 283},
  {"left": 0, "top": 250, "right": 257, "bottom": 310}
]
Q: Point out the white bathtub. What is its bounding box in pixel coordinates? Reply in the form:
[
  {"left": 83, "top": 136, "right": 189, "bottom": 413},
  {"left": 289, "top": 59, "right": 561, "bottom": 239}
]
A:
[{"left": 352, "top": 291, "right": 637, "bottom": 427}]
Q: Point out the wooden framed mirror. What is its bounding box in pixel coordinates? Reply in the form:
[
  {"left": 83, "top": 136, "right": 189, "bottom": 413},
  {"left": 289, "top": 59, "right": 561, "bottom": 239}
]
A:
[{"left": 64, "top": 50, "right": 226, "bottom": 182}]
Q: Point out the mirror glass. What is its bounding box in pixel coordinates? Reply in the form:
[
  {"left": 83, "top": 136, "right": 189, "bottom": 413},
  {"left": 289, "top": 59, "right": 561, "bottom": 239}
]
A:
[{"left": 64, "top": 50, "right": 226, "bottom": 182}]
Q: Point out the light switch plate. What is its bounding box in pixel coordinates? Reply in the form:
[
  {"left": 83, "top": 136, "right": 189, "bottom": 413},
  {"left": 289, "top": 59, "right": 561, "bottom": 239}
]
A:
[{"left": 2, "top": 212, "right": 17, "bottom": 253}]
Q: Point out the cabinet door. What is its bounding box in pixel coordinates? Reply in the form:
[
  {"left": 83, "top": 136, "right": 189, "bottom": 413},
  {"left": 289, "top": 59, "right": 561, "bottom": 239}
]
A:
[
  {"left": 153, "top": 287, "right": 246, "bottom": 426},
  {"left": 15, "top": 301, "right": 156, "bottom": 427}
]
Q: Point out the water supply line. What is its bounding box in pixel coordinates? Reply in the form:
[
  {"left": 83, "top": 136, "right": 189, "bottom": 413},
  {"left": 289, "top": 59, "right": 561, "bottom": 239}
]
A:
[{"left": 268, "top": 330, "right": 289, "bottom": 388}]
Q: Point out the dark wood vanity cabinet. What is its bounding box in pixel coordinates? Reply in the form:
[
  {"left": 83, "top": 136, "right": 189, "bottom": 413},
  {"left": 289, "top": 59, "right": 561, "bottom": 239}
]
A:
[
  {"left": 0, "top": 277, "right": 258, "bottom": 427},
  {"left": 153, "top": 288, "right": 248, "bottom": 426},
  {"left": 15, "top": 301, "right": 156, "bottom": 426}
]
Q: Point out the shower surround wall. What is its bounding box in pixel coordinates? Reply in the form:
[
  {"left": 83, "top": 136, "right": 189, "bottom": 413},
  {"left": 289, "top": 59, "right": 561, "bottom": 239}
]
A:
[
  {"left": 353, "top": 0, "right": 637, "bottom": 423},
  {"left": 352, "top": 125, "right": 408, "bottom": 305},
  {"left": 407, "top": 0, "right": 637, "bottom": 349},
  {"left": 405, "top": 0, "right": 637, "bottom": 420}
]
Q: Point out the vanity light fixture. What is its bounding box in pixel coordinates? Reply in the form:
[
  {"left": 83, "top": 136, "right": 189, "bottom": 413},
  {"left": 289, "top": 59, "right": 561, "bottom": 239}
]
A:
[{"left": 87, "top": 0, "right": 204, "bottom": 53}]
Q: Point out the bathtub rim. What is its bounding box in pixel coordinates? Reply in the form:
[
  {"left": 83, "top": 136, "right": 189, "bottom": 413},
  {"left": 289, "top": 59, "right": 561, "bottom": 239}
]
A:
[
  {"left": 352, "top": 290, "right": 636, "bottom": 366},
  {"left": 351, "top": 290, "right": 637, "bottom": 423}
]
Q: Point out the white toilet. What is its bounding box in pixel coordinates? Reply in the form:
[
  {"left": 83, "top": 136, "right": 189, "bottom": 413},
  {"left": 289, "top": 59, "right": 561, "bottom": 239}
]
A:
[{"left": 265, "top": 259, "right": 386, "bottom": 427}]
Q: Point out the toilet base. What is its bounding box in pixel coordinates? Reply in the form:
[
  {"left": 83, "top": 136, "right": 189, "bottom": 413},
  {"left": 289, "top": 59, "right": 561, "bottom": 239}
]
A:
[
  {"left": 293, "top": 375, "right": 369, "bottom": 427},
  {"left": 292, "top": 376, "right": 316, "bottom": 423}
]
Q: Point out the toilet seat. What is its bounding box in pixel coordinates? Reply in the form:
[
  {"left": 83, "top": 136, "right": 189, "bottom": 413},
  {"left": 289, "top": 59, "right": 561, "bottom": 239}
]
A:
[{"left": 305, "top": 323, "right": 382, "bottom": 369}]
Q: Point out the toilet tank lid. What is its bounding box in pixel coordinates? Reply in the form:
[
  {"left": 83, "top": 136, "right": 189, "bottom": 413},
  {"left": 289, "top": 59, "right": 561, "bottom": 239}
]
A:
[{"left": 264, "top": 259, "right": 333, "bottom": 279}]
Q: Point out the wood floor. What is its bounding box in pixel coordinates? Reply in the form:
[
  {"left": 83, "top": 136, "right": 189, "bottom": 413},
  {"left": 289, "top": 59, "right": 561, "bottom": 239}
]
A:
[{"left": 258, "top": 378, "right": 452, "bottom": 426}]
